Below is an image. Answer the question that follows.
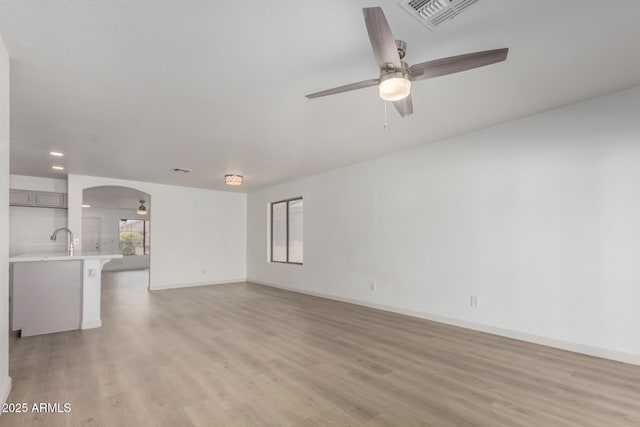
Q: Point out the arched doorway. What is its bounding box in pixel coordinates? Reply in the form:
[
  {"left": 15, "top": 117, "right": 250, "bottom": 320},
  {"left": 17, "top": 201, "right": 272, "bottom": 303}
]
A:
[{"left": 82, "top": 186, "right": 151, "bottom": 291}]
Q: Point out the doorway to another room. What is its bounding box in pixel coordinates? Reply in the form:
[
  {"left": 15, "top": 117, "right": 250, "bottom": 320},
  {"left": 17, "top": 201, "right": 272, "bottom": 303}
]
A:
[{"left": 82, "top": 186, "right": 151, "bottom": 292}]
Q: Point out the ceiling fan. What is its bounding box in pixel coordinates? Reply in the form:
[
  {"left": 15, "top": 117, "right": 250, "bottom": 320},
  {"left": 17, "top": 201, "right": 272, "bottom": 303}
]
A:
[{"left": 305, "top": 7, "right": 508, "bottom": 118}]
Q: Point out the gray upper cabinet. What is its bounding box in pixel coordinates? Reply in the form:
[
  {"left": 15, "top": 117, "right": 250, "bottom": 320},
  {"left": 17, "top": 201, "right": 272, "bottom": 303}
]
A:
[
  {"left": 34, "top": 191, "right": 66, "bottom": 208},
  {"left": 10, "top": 189, "right": 67, "bottom": 209},
  {"left": 9, "top": 189, "right": 34, "bottom": 206}
]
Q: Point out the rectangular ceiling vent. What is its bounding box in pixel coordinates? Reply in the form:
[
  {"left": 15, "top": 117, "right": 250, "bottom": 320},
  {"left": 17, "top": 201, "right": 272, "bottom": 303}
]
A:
[{"left": 399, "top": 0, "right": 479, "bottom": 30}]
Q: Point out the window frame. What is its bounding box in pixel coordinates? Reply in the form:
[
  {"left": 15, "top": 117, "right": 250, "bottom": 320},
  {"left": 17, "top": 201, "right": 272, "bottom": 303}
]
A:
[
  {"left": 270, "top": 197, "right": 303, "bottom": 265},
  {"left": 119, "top": 218, "right": 150, "bottom": 256}
]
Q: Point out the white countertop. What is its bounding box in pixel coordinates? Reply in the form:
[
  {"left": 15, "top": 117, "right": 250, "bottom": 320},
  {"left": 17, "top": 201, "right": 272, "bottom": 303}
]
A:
[{"left": 9, "top": 252, "right": 124, "bottom": 263}]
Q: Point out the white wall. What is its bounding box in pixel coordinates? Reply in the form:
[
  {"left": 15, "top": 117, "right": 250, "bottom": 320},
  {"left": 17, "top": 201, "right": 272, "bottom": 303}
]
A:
[
  {"left": 0, "top": 33, "right": 11, "bottom": 403},
  {"left": 68, "top": 175, "right": 246, "bottom": 290},
  {"left": 247, "top": 86, "right": 640, "bottom": 364},
  {"left": 9, "top": 175, "right": 68, "bottom": 256},
  {"left": 10, "top": 174, "right": 67, "bottom": 193}
]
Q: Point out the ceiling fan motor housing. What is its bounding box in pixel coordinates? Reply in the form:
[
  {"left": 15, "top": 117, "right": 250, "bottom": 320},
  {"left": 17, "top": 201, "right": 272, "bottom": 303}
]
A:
[{"left": 380, "top": 61, "right": 411, "bottom": 78}]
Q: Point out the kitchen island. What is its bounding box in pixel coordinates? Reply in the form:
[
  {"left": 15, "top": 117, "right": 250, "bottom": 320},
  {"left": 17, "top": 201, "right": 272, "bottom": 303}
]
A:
[{"left": 9, "top": 252, "right": 123, "bottom": 337}]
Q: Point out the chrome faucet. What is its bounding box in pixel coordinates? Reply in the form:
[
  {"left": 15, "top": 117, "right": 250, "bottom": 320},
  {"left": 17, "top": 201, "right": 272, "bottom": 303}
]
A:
[{"left": 51, "top": 227, "right": 75, "bottom": 256}]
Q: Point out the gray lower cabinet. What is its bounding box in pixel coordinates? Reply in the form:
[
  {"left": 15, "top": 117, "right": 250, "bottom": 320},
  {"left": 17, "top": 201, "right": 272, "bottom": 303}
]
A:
[{"left": 11, "top": 261, "right": 82, "bottom": 337}]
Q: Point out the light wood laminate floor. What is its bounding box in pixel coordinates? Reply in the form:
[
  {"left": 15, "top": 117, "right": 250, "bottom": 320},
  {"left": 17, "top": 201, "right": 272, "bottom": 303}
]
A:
[{"left": 2, "top": 271, "right": 640, "bottom": 426}]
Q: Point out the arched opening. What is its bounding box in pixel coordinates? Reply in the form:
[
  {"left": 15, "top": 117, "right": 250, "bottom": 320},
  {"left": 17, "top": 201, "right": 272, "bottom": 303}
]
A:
[{"left": 82, "top": 186, "right": 151, "bottom": 292}]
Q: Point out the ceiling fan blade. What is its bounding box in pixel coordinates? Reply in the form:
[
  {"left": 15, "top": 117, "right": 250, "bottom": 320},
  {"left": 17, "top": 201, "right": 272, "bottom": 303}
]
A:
[
  {"left": 363, "top": 7, "right": 402, "bottom": 70},
  {"left": 410, "top": 48, "right": 508, "bottom": 81},
  {"left": 393, "top": 95, "right": 413, "bottom": 118},
  {"left": 305, "top": 78, "right": 379, "bottom": 99}
]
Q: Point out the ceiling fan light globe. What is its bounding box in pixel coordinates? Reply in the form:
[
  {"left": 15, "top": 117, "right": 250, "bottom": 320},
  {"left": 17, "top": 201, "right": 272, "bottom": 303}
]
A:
[{"left": 379, "top": 76, "right": 411, "bottom": 101}]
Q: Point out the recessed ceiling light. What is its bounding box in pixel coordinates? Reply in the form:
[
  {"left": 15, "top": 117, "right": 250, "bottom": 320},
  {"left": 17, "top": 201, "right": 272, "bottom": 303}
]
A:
[
  {"left": 81, "top": 204, "right": 91, "bottom": 208},
  {"left": 49, "top": 151, "right": 64, "bottom": 157},
  {"left": 52, "top": 165, "right": 65, "bottom": 170}
]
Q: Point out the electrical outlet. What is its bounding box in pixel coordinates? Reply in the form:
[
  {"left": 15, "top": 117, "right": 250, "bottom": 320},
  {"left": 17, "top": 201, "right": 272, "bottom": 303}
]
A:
[
  {"left": 470, "top": 296, "right": 479, "bottom": 308},
  {"left": 73, "top": 238, "right": 80, "bottom": 245},
  {"left": 33, "top": 235, "right": 40, "bottom": 243},
  {"left": 370, "top": 281, "right": 376, "bottom": 291}
]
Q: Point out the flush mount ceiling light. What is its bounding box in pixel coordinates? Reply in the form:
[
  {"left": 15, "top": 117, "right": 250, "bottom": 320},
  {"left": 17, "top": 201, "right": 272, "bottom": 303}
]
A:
[
  {"left": 225, "top": 174, "right": 243, "bottom": 186},
  {"left": 52, "top": 165, "right": 65, "bottom": 171},
  {"left": 81, "top": 204, "right": 91, "bottom": 208},
  {"left": 137, "top": 200, "right": 148, "bottom": 215},
  {"left": 49, "top": 151, "right": 64, "bottom": 157}
]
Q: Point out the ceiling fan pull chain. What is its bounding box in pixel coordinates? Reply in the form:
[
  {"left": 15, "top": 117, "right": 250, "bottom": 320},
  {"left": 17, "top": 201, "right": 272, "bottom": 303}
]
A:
[{"left": 384, "top": 101, "right": 388, "bottom": 130}]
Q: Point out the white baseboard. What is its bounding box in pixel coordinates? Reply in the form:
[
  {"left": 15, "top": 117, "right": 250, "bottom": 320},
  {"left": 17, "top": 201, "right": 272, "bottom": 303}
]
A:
[
  {"left": 249, "top": 279, "right": 640, "bottom": 366},
  {"left": 0, "top": 376, "right": 11, "bottom": 406},
  {"left": 149, "top": 278, "right": 247, "bottom": 291},
  {"left": 81, "top": 320, "right": 102, "bottom": 330}
]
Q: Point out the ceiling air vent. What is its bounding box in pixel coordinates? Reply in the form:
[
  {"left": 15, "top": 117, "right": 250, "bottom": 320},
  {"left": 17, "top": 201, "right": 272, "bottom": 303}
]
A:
[
  {"left": 172, "top": 167, "right": 192, "bottom": 173},
  {"left": 399, "top": 0, "right": 479, "bottom": 30}
]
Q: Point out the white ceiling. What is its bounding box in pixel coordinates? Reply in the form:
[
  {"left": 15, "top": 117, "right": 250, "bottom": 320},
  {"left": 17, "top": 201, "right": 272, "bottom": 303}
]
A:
[{"left": 1, "top": 0, "right": 640, "bottom": 193}]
